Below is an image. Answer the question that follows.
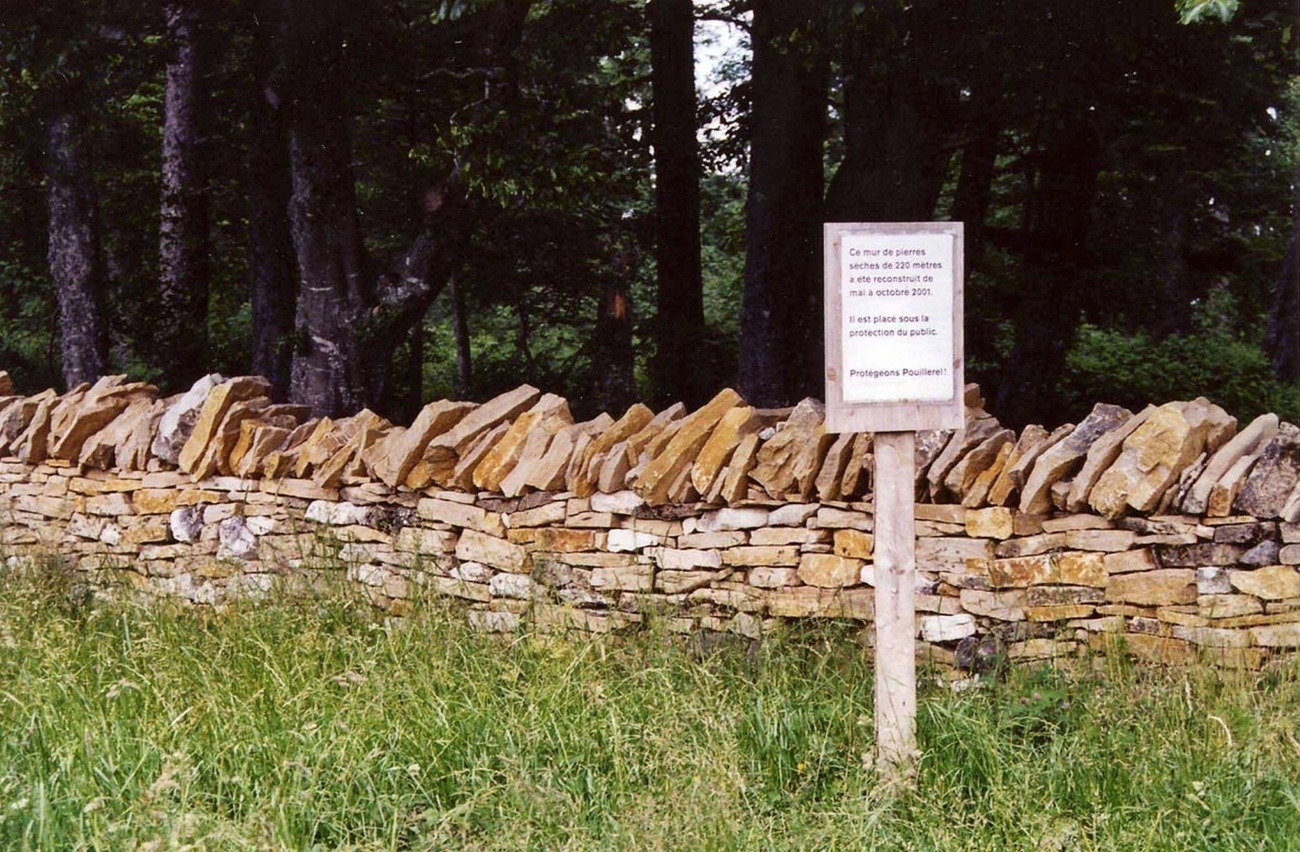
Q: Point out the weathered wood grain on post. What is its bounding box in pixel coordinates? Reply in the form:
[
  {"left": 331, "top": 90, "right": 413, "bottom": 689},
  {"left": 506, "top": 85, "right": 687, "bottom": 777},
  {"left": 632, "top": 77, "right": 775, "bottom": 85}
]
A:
[{"left": 873, "top": 430, "right": 918, "bottom": 781}]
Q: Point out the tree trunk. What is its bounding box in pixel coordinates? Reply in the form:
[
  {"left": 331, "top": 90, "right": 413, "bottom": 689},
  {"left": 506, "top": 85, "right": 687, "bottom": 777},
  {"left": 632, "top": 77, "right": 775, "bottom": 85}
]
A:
[
  {"left": 951, "top": 107, "right": 1000, "bottom": 259},
  {"left": 247, "top": 0, "right": 297, "bottom": 400},
  {"left": 449, "top": 273, "right": 473, "bottom": 399},
  {"left": 46, "top": 111, "right": 109, "bottom": 389},
  {"left": 278, "top": 0, "right": 530, "bottom": 416},
  {"left": 594, "top": 251, "right": 636, "bottom": 413},
  {"left": 1266, "top": 200, "right": 1300, "bottom": 387},
  {"left": 278, "top": 0, "right": 375, "bottom": 416},
  {"left": 648, "top": 0, "right": 706, "bottom": 408},
  {"left": 156, "top": 0, "right": 212, "bottom": 391},
  {"left": 993, "top": 109, "right": 1102, "bottom": 427},
  {"left": 737, "top": 0, "right": 828, "bottom": 407}
]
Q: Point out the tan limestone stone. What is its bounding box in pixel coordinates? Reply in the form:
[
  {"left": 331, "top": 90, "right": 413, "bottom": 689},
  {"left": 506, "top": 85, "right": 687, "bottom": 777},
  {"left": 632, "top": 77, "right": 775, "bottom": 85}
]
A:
[
  {"left": 749, "top": 399, "right": 827, "bottom": 500},
  {"left": 1182, "top": 413, "right": 1278, "bottom": 514},
  {"left": 690, "top": 405, "right": 763, "bottom": 496},
  {"left": 926, "top": 412, "right": 1004, "bottom": 500},
  {"left": 767, "top": 586, "right": 872, "bottom": 619},
  {"left": 721, "top": 545, "right": 800, "bottom": 567},
  {"left": 989, "top": 551, "right": 1106, "bottom": 588},
  {"left": 1020, "top": 404, "right": 1132, "bottom": 514},
  {"left": 1102, "top": 548, "right": 1158, "bottom": 575},
  {"left": 833, "top": 528, "right": 874, "bottom": 559},
  {"left": 633, "top": 389, "right": 744, "bottom": 505},
  {"left": 1249, "top": 622, "right": 1300, "bottom": 647},
  {"left": 1026, "top": 604, "right": 1095, "bottom": 622},
  {"left": 431, "top": 386, "right": 542, "bottom": 458},
  {"left": 570, "top": 403, "right": 654, "bottom": 495},
  {"left": 455, "top": 529, "right": 529, "bottom": 573},
  {"left": 367, "top": 400, "right": 474, "bottom": 487},
  {"left": 958, "top": 588, "right": 1026, "bottom": 621},
  {"left": 838, "top": 433, "right": 873, "bottom": 500},
  {"left": 986, "top": 424, "right": 1052, "bottom": 506},
  {"left": 1064, "top": 529, "right": 1137, "bottom": 552},
  {"left": 1059, "top": 405, "right": 1153, "bottom": 513},
  {"left": 714, "top": 432, "right": 762, "bottom": 505},
  {"left": 963, "top": 440, "right": 1013, "bottom": 508},
  {"left": 1198, "top": 594, "right": 1263, "bottom": 619},
  {"left": 965, "top": 507, "right": 1013, "bottom": 540},
  {"left": 813, "top": 431, "right": 855, "bottom": 503},
  {"left": 1089, "top": 400, "right": 1234, "bottom": 518},
  {"left": 942, "top": 428, "right": 1015, "bottom": 503},
  {"left": 1228, "top": 565, "right": 1300, "bottom": 600},
  {"left": 1106, "top": 569, "right": 1197, "bottom": 606},
  {"left": 177, "top": 377, "right": 271, "bottom": 475},
  {"left": 994, "top": 532, "right": 1067, "bottom": 558},
  {"left": 514, "top": 415, "right": 610, "bottom": 494},
  {"left": 622, "top": 403, "right": 686, "bottom": 468},
  {"left": 796, "top": 553, "right": 862, "bottom": 588}
]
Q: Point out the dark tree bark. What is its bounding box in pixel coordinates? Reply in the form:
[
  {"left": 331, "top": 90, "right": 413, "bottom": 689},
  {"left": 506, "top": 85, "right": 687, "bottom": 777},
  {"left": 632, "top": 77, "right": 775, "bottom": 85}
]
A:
[
  {"left": 593, "top": 250, "right": 636, "bottom": 413},
  {"left": 46, "top": 111, "right": 109, "bottom": 389},
  {"left": 156, "top": 0, "right": 212, "bottom": 390},
  {"left": 648, "top": 0, "right": 706, "bottom": 407},
  {"left": 278, "top": 0, "right": 530, "bottom": 416},
  {"left": 247, "top": 0, "right": 297, "bottom": 400},
  {"left": 280, "top": 0, "right": 376, "bottom": 416},
  {"left": 737, "top": 0, "right": 828, "bottom": 407},
  {"left": 1266, "top": 201, "right": 1300, "bottom": 387},
  {"left": 824, "top": 5, "right": 953, "bottom": 224},
  {"left": 951, "top": 106, "right": 1000, "bottom": 258},
  {"left": 993, "top": 109, "right": 1103, "bottom": 427},
  {"left": 449, "top": 273, "right": 473, "bottom": 399}
]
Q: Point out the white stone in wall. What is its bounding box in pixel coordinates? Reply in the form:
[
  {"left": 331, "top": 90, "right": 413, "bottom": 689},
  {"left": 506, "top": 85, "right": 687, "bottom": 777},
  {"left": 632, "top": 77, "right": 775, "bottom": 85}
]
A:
[
  {"left": 351, "top": 563, "right": 388, "bottom": 587},
  {"left": 203, "top": 503, "right": 238, "bottom": 525},
  {"left": 920, "top": 613, "right": 977, "bottom": 643},
  {"left": 590, "top": 490, "right": 645, "bottom": 515},
  {"left": 217, "top": 516, "right": 259, "bottom": 561},
  {"left": 305, "top": 500, "right": 374, "bottom": 526},
  {"left": 490, "top": 572, "right": 534, "bottom": 600},
  {"left": 607, "top": 528, "right": 661, "bottom": 552},
  {"left": 170, "top": 505, "right": 203, "bottom": 543},
  {"left": 698, "top": 507, "right": 770, "bottom": 531},
  {"left": 99, "top": 523, "right": 121, "bottom": 546},
  {"left": 245, "top": 516, "right": 276, "bottom": 536},
  {"left": 450, "top": 562, "right": 493, "bottom": 583},
  {"left": 767, "top": 503, "right": 818, "bottom": 527}
]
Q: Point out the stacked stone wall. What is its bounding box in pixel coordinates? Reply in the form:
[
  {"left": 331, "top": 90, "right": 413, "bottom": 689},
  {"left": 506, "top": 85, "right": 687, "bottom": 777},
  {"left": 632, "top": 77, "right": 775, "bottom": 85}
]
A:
[{"left": 1, "top": 371, "right": 1298, "bottom": 671}]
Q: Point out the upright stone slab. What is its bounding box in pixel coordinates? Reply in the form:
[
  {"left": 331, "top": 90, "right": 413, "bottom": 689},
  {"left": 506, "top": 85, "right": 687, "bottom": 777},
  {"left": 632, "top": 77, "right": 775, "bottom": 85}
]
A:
[
  {"left": 368, "top": 399, "right": 474, "bottom": 487},
  {"left": 177, "top": 377, "right": 272, "bottom": 475},
  {"left": 1182, "top": 413, "right": 1278, "bottom": 515},
  {"left": 690, "top": 405, "right": 763, "bottom": 496},
  {"left": 1089, "top": 399, "right": 1235, "bottom": 518},
  {"left": 1019, "top": 404, "right": 1131, "bottom": 515},
  {"left": 1065, "top": 406, "right": 1153, "bottom": 512},
  {"left": 1235, "top": 423, "right": 1300, "bottom": 519},
  {"left": 635, "top": 388, "right": 744, "bottom": 505},
  {"left": 425, "top": 384, "right": 541, "bottom": 465}
]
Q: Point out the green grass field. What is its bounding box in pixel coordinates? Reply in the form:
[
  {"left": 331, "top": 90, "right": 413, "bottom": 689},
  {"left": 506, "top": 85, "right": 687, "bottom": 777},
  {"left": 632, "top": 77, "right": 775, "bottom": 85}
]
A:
[{"left": 1, "top": 565, "right": 1298, "bottom": 851}]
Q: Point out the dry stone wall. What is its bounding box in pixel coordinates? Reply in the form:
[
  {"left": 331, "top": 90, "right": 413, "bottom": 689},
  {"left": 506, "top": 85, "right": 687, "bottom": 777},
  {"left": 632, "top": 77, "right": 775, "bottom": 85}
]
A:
[{"left": 1, "top": 371, "right": 1299, "bottom": 671}]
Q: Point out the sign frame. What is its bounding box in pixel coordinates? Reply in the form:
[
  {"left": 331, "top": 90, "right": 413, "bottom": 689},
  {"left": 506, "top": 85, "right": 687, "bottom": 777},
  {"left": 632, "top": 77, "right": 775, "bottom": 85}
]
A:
[{"left": 824, "top": 221, "right": 965, "bottom": 434}]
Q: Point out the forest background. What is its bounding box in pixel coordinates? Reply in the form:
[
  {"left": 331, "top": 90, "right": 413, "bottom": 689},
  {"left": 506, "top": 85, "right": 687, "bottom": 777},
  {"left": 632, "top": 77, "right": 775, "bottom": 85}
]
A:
[{"left": 0, "top": 0, "right": 1296, "bottom": 430}]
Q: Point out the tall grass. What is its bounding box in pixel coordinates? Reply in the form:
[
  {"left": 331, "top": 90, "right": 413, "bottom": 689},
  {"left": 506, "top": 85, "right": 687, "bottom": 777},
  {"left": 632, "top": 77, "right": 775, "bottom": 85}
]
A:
[{"left": 0, "top": 562, "right": 1297, "bottom": 850}]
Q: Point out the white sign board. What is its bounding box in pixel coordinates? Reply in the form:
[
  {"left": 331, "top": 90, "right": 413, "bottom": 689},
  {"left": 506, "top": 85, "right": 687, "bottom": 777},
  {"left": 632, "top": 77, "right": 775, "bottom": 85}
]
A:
[{"left": 824, "top": 222, "right": 964, "bottom": 433}]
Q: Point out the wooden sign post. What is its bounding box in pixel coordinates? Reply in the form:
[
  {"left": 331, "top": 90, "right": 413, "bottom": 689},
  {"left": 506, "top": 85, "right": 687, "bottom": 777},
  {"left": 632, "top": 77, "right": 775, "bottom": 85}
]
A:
[{"left": 824, "top": 222, "right": 964, "bottom": 782}]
